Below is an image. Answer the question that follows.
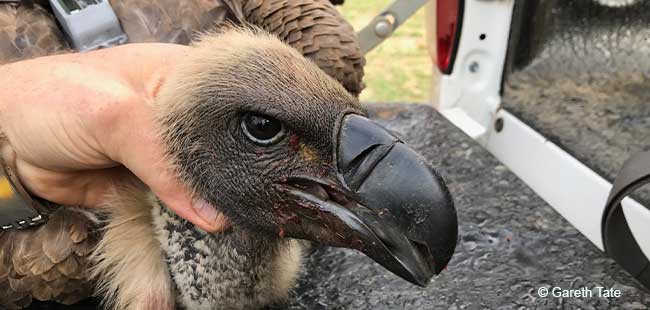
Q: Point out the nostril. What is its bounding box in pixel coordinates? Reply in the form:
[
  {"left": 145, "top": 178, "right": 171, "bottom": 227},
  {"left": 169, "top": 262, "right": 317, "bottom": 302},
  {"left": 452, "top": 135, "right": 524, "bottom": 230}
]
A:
[
  {"left": 342, "top": 143, "right": 395, "bottom": 192},
  {"left": 342, "top": 144, "right": 381, "bottom": 175},
  {"left": 336, "top": 114, "right": 400, "bottom": 175}
]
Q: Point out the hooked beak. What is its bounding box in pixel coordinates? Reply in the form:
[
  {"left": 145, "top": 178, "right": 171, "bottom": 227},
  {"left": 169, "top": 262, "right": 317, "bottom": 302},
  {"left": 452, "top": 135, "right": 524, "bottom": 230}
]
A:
[{"left": 276, "top": 114, "right": 458, "bottom": 287}]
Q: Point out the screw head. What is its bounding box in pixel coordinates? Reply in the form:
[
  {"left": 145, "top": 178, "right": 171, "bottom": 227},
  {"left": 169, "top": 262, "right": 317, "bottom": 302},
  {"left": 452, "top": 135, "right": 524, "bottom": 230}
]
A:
[{"left": 375, "top": 20, "right": 393, "bottom": 37}]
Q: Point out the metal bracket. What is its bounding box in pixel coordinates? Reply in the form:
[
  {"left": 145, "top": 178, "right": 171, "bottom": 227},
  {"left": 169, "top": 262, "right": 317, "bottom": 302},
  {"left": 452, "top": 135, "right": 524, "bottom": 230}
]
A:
[
  {"left": 49, "top": 0, "right": 128, "bottom": 51},
  {"left": 357, "top": 0, "right": 429, "bottom": 55}
]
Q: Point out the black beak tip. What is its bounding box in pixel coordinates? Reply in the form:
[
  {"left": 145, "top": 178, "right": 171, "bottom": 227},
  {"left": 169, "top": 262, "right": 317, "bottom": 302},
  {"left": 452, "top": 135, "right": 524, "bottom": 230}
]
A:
[
  {"left": 331, "top": 113, "right": 460, "bottom": 287},
  {"left": 411, "top": 278, "right": 430, "bottom": 288},
  {"left": 397, "top": 254, "right": 453, "bottom": 287}
]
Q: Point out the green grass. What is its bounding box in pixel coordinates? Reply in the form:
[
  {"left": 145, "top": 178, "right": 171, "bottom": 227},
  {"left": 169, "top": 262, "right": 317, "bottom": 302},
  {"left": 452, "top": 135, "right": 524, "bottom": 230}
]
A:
[{"left": 338, "top": 1, "right": 433, "bottom": 103}]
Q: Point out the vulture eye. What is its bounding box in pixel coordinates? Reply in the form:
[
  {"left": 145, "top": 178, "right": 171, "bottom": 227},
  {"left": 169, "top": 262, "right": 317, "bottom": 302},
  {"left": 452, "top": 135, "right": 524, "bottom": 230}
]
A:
[{"left": 241, "top": 113, "right": 285, "bottom": 145}]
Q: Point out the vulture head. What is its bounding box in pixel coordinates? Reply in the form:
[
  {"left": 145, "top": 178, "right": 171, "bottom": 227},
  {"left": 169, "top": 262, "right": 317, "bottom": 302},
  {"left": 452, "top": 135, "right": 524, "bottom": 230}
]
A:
[{"left": 155, "top": 27, "right": 458, "bottom": 287}]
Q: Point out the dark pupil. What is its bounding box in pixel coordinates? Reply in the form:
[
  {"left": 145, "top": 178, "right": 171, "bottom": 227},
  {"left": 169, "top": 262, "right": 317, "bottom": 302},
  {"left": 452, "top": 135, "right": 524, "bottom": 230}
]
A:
[{"left": 245, "top": 114, "right": 282, "bottom": 141}]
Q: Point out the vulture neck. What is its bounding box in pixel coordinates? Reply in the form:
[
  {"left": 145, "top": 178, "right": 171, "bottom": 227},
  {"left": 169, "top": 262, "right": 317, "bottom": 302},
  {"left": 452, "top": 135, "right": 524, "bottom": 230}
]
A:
[{"left": 152, "top": 204, "right": 302, "bottom": 309}]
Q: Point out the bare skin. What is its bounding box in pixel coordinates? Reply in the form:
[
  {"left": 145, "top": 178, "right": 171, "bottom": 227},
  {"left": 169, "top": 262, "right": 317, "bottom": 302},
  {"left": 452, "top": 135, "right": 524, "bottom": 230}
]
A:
[{"left": 0, "top": 44, "right": 228, "bottom": 232}]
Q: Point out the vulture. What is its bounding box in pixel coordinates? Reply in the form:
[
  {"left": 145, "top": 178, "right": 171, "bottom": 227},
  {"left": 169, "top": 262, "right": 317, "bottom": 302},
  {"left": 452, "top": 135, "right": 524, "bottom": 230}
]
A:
[{"left": 0, "top": 1, "right": 458, "bottom": 310}]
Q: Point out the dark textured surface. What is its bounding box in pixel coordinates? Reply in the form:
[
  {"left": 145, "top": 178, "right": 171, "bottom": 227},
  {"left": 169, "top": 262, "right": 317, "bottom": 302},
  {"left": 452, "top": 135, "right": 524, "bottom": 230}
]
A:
[
  {"left": 503, "top": 0, "right": 650, "bottom": 204},
  {"left": 287, "top": 103, "right": 650, "bottom": 309}
]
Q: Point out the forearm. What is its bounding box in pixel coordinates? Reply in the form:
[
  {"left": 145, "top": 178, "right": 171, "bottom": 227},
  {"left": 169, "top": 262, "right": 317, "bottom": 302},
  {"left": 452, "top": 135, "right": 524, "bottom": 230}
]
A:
[
  {"left": 0, "top": 55, "right": 134, "bottom": 119},
  {"left": 0, "top": 43, "right": 189, "bottom": 163},
  {"left": 0, "top": 43, "right": 189, "bottom": 115}
]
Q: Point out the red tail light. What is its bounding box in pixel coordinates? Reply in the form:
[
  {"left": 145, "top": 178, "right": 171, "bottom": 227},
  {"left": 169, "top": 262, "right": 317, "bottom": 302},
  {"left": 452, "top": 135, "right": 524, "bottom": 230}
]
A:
[{"left": 436, "top": 0, "right": 463, "bottom": 74}]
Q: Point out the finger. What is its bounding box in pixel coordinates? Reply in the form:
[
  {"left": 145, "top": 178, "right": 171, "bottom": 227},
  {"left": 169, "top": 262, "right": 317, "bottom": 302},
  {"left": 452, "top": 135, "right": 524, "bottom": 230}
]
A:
[
  {"left": 14, "top": 160, "right": 134, "bottom": 207},
  {"left": 18, "top": 157, "right": 230, "bottom": 233}
]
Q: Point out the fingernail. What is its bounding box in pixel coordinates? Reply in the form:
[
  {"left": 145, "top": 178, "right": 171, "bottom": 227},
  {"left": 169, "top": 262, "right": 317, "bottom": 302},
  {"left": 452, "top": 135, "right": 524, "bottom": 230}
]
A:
[{"left": 192, "top": 198, "right": 222, "bottom": 225}]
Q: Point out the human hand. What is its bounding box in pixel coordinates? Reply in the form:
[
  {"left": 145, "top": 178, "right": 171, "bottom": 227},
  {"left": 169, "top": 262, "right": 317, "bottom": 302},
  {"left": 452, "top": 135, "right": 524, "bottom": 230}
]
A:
[{"left": 0, "top": 44, "right": 229, "bottom": 232}]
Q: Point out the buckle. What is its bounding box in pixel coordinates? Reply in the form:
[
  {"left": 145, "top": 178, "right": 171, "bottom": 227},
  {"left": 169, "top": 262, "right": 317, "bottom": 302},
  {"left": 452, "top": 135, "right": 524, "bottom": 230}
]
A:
[
  {"left": 49, "top": 0, "right": 128, "bottom": 51},
  {"left": 0, "top": 159, "right": 51, "bottom": 230}
]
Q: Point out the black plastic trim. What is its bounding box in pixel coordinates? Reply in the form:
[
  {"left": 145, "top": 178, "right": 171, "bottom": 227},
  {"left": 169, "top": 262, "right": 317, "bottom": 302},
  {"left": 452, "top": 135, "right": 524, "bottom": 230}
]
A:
[{"left": 602, "top": 151, "right": 650, "bottom": 289}]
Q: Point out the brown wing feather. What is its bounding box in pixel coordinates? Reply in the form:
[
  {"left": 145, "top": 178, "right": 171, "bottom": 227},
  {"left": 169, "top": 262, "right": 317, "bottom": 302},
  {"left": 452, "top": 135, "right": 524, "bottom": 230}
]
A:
[
  {"left": 0, "top": 208, "right": 97, "bottom": 309},
  {"left": 111, "top": 0, "right": 243, "bottom": 45},
  {"left": 0, "top": 1, "right": 71, "bottom": 65},
  {"left": 242, "top": 0, "right": 365, "bottom": 96}
]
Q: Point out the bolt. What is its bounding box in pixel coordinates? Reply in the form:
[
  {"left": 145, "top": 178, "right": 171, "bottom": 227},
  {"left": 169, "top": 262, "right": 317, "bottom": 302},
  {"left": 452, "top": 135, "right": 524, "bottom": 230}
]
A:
[
  {"left": 469, "top": 61, "right": 480, "bottom": 73},
  {"left": 374, "top": 14, "right": 395, "bottom": 38},
  {"left": 375, "top": 20, "right": 393, "bottom": 38}
]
